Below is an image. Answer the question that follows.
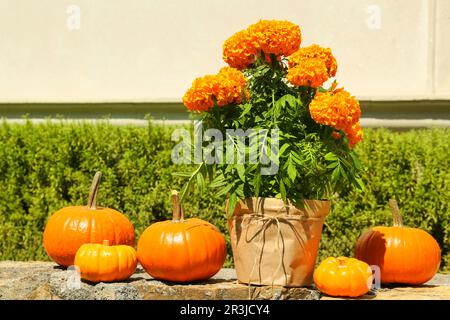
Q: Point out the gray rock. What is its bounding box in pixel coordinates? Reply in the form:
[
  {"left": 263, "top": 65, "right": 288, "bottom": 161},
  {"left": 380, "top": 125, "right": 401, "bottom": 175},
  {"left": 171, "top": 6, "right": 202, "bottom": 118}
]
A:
[
  {"left": 0, "top": 261, "right": 56, "bottom": 300},
  {"left": 49, "top": 270, "right": 95, "bottom": 300},
  {"left": 425, "top": 273, "right": 450, "bottom": 286},
  {"left": 211, "top": 268, "right": 237, "bottom": 281},
  {"left": 94, "top": 283, "right": 142, "bottom": 300},
  {"left": 12, "top": 261, "right": 449, "bottom": 300}
]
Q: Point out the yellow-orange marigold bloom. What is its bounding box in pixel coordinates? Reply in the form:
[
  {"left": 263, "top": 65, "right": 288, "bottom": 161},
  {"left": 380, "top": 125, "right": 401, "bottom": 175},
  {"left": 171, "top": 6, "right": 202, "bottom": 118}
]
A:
[
  {"left": 345, "top": 121, "right": 363, "bottom": 148},
  {"left": 182, "top": 75, "right": 217, "bottom": 112},
  {"left": 214, "top": 67, "right": 247, "bottom": 106},
  {"left": 183, "top": 68, "right": 247, "bottom": 112},
  {"left": 289, "top": 44, "right": 337, "bottom": 77},
  {"left": 287, "top": 59, "right": 329, "bottom": 88},
  {"left": 309, "top": 90, "right": 361, "bottom": 131},
  {"left": 223, "top": 30, "right": 257, "bottom": 70},
  {"left": 223, "top": 20, "right": 301, "bottom": 69},
  {"left": 248, "top": 20, "right": 301, "bottom": 57}
]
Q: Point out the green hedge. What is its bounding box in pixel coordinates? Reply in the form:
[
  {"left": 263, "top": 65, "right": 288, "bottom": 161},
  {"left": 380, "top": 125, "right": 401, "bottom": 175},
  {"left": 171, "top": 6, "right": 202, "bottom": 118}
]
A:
[{"left": 0, "top": 120, "right": 449, "bottom": 271}]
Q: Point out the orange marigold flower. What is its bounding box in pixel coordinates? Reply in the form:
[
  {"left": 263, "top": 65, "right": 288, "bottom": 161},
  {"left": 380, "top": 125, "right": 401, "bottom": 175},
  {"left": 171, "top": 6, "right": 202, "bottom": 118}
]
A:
[
  {"left": 309, "top": 90, "right": 361, "bottom": 131},
  {"left": 182, "top": 75, "right": 217, "bottom": 112},
  {"left": 247, "top": 20, "right": 301, "bottom": 57},
  {"left": 223, "top": 30, "right": 257, "bottom": 70},
  {"left": 345, "top": 121, "right": 363, "bottom": 148},
  {"left": 214, "top": 67, "right": 247, "bottom": 106},
  {"left": 287, "top": 59, "right": 329, "bottom": 88},
  {"left": 223, "top": 20, "right": 301, "bottom": 69},
  {"left": 183, "top": 68, "right": 247, "bottom": 112},
  {"left": 289, "top": 44, "right": 337, "bottom": 77}
]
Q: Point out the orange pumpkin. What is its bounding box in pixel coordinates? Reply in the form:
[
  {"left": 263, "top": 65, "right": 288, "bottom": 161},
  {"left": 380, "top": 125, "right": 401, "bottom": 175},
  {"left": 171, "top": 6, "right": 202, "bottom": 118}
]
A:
[
  {"left": 43, "top": 172, "right": 135, "bottom": 267},
  {"left": 74, "top": 240, "right": 137, "bottom": 282},
  {"left": 137, "top": 190, "right": 226, "bottom": 282},
  {"left": 314, "top": 256, "right": 373, "bottom": 297},
  {"left": 355, "top": 199, "right": 441, "bottom": 285}
]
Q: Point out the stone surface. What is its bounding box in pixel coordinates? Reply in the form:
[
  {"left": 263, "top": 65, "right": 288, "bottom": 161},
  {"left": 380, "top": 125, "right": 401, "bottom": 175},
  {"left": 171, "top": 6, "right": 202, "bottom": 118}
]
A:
[
  {"left": 320, "top": 277, "right": 450, "bottom": 300},
  {"left": 0, "top": 261, "right": 58, "bottom": 300},
  {"left": 0, "top": 261, "right": 319, "bottom": 300},
  {"left": 1, "top": 261, "right": 449, "bottom": 300}
]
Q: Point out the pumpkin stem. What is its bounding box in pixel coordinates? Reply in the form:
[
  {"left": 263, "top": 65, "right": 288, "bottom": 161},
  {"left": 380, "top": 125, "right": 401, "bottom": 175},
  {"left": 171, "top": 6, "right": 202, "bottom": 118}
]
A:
[
  {"left": 87, "top": 171, "right": 102, "bottom": 210},
  {"left": 389, "top": 198, "right": 403, "bottom": 227},
  {"left": 102, "top": 240, "right": 110, "bottom": 246},
  {"left": 171, "top": 190, "right": 184, "bottom": 222}
]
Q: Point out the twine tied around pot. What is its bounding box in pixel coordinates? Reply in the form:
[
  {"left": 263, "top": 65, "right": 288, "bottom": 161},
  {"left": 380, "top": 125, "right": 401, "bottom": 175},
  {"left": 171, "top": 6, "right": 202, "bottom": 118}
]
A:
[
  {"left": 228, "top": 197, "right": 330, "bottom": 295},
  {"left": 244, "top": 214, "right": 284, "bottom": 299},
  {"left": 240, "top": 211, "right": 325, "bottom": 299}
]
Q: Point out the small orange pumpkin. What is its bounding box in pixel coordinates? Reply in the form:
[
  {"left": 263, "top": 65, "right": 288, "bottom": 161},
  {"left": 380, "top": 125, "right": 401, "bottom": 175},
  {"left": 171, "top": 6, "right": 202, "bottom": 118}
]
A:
[
  {"left": 43, "top": 172, "right": 135, "bottom": 267},
  {"left": 137, "top": 190, "right": 227, "bottom": 282},
  {"left": 355, "top": 199, "right": 441, "bottom": 285},
  {"left": 74, "top": 240, "right": 137, "bottom": 282},
  {"left": 314, "top": 256, "right": 373, "bottom": 298}
]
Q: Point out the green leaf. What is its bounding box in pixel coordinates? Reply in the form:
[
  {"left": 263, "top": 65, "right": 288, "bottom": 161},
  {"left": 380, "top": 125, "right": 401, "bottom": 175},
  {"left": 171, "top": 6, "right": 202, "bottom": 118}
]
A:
[
  {"left": 171, "top": 172, "right": 193, "bottom": 177},
  {"left": 350, "top": 152, "right": 362, "bottom": 171},
  {"left": 227, "top": 192, "right": 238, "bottom": 217},
  {"left": 236, "top": 164, "right": 245, "bottom": 182},
  {"left": 279, "top": 179, "right": 287, "bottom": 201},
  {"left": 253, "top": 173, "right": 261, "bottom": 197},
  {"left": 196, "top": 172, "right": 205, "bottom": 192},
  {"left": 285, "top": 95, "right": 297, "bottom": 108},
  {"left": 339, "top": 166, "right": 349, "bottom": 181},
  {"left": 278, "top": 143, "right": 290, "bottom": 157},
  {"left": 209, "top": 174, "right": 226, "bottom": 188},
  {"left": 239, "top": 103, "right": 253, "bottom": 119},
  {"left": 287, "top": 157, "right": 297, "bottom": 182},
  {"left": 326, "top": 162, "right": 339, "bottom": 169},
  {"left": 325, "top": 152, "right": 338, "bottom": 161},
  {"left": 355, "top": 177, "right": 365, "bottom": 190},
  {"left": 216, "top": 182, "right": 234, "bottom": 197},
  {"left": 331, "top": 166, "right": 341, "bottom": 182}
]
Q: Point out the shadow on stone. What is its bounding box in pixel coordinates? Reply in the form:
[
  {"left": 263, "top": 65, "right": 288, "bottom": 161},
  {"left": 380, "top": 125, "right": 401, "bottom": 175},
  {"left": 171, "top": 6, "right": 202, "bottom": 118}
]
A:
[{"left": 52, "top": 265, "right": 66, "bottom": 270}]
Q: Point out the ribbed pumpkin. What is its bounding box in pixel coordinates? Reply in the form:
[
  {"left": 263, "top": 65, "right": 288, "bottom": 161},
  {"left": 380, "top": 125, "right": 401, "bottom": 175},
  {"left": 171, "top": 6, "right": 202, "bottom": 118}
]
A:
[
  {"left": 137, "top": 190, "right": 226, "bottom": 282},
  {"left": 355, "top": 199, "right": 441, "bottom": 285},
  {"left": 314, "top": 256, "right": 373, "bottom": 297},
  {"left": 43, "top": 172, "right": 135, "bottom": 267},
  {"left": 74, "top": 240, "right": 137, "bottom": 282}
]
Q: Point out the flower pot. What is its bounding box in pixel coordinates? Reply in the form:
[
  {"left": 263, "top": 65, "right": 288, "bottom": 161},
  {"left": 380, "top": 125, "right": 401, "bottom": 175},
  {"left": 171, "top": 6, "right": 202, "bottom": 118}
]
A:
[{"left": 227, "top": 197, "right": 330, "bottom": 287}]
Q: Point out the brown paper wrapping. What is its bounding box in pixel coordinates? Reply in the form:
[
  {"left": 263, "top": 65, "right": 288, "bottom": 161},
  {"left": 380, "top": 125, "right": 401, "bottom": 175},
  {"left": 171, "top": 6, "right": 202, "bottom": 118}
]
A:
[{"left": 228, "top": 197, "right": 330, "bottom": 287}]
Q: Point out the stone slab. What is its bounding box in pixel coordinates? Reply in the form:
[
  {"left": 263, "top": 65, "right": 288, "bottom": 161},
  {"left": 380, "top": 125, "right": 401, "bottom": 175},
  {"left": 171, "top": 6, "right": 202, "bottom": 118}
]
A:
[
  {"left": 1, "top": 261, "right": 449, "bottom": 300},
  {"left": 320, "top": 274, "right": 450, "bottom": 300},
  {"left": 0, "top": 261, "right": 319, "bottom": 300}
]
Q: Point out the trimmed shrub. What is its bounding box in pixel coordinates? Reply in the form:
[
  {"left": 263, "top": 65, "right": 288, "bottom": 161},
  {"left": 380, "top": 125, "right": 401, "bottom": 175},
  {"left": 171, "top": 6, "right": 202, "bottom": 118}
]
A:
[{"left": 0, "top": 120, "right": 449, "bottom": 270}]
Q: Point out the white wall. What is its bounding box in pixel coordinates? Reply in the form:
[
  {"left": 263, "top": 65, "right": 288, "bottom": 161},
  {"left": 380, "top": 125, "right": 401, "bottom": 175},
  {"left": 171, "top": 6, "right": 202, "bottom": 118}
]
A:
[{"left": 0, "top": 0, "right": 448, "bottom": 103}]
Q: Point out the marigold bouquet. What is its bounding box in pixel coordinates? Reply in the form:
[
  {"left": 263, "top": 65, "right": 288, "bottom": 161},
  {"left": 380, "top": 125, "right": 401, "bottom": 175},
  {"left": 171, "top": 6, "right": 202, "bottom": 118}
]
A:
[{"left": 180, "top": 20, "right": 363, "bottom": 214}]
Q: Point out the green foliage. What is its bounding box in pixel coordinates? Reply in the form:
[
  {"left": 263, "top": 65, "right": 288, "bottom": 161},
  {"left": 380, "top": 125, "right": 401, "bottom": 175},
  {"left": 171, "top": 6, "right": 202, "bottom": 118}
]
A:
[
  {"left": 319, "top": 128, "right": 450, "bottom": 271},
  {"left": 183, "top": 57, "right": 363, "bottom": 215},
  {"left": 0, "top": 121, "right": 449, "bottom": 271}
]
